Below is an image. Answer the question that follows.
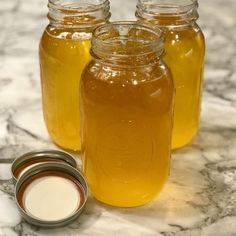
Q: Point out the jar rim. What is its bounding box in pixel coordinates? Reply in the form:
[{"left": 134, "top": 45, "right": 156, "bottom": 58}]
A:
[
  {"left": 48, "top": 0, "right": 110, "bottom": 12},
  {"left": 136, "top": 0, "right": 199, "bottom": 25},
  {"left": 47, "top": 0, "right": 111, "bottom": 29},
  {"left": 137, "top": 0, "right": 197, "bottom": 13},
  {"left": 92, "top": 21, "right": 163, "bottom": 51},
  {"left": 91, "top": 21, "right": 164, "bottom": 66}
]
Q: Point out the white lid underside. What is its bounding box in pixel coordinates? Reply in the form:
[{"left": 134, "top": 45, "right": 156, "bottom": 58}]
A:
[{"left": 23, "top": 176, "right": 80, "bottom": 221}]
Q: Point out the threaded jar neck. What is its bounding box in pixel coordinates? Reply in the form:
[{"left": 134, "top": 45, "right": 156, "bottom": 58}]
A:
[
  {"left": 48, "top": 0, "right": 111, "bottom": 29},
  {"left": 91, "top": 21, "right": 164, "bottom": 67},
  {"left": 136, "top": 0, "right": 199, "bottom": 27}
]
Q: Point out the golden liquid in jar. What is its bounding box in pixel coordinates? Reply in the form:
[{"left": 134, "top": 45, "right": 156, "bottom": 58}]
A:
[
  {"left": 163, "top": 26, "right": 205, "bottom": 149},
  {"left": 39, "top": 27, "right": 91, "bottom": 151},
  {"left": 138, "top": 16, "right": 205, "bottom": 149},
  {"left": 81, "top": 62, "right": 174, "bottom": 207}
]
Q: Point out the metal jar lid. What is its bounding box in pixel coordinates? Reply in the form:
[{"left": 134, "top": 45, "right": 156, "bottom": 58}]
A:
[
  {"left": 15, "top": 162, "right": 88, "bottom": 228},
  {"left": 11, "top": 150, "right": 77, "bottom": 183}
]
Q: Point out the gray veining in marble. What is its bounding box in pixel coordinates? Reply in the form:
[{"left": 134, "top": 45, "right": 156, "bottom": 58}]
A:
[{"left": 0, "top": 0, "right": 236, "bottom": 235}]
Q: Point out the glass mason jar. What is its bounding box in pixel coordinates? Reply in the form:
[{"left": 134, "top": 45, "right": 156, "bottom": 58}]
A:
[
  {"left": 39, "top": 0, "right": 110, "bottom": 151},
  {"left": 81, "top": 22, "right": 175, "bottom": 207},
  {"left": 136, "top": 0, "right": 205, "bottom": 149}
]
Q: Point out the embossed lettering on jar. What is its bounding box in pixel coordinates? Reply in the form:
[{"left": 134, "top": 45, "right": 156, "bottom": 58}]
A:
[
  {"left": 39, "top": 0, "right": 110, "bottom": 151},
  {"left": 81, "top": 22, "right": 174, "bottom": 207},
  {"left": 136, "top": 0, "right": 205, "bottom": 149}
]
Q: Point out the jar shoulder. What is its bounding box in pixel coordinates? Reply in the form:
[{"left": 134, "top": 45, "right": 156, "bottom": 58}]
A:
[
  {"left": 81, "top": 60, "right": 174, "bottom": 112},
  {"left": 193, "top": 23, "right": 205, "bottom": 45},
  {"left": 39, "top": 26, "right": 91, "bottom": 59},
  {"left": 40, "top": 25, "right": 92, "bottom": 43},
  {"left": 163, "top": 23, "right": 205, "bottom": 57},
  {"left": 82, "top": 60, "right": 173, "bottom": 84},
  {"left": 164, "top": 23, "right": 205, "bottom": 43},
  {"left": 81, "top": 60, "right": 174, "bottom": 105}
]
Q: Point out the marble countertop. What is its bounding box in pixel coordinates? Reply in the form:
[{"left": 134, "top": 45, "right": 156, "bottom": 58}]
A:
[{"left": 1, "top": 0, "right": 236, "bottom": 235}]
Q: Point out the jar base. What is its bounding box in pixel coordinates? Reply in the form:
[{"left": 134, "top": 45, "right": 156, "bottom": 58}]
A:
[
  {"left": 50, "top": 136, "right": 81, "bottom": 152},
  {"left": 172, "top": 128, "right": 198, "bottom": 150},
  {"left": 89, "top": 184, "right": 167, "bottom": 208},
  {"left": 91, "top": 194, "right": 158, "bottom": 208}
]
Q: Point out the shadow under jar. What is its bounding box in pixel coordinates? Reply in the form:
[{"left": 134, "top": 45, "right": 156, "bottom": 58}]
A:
[
  {"left": 136, "top": 0, "right": 205, "bottom": 149},
  {"left": 39, "top": 0, "right": 110, "bottom": 151},
  {"left": 81, "top": 22, "right": 175, "bottom": 207}
]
